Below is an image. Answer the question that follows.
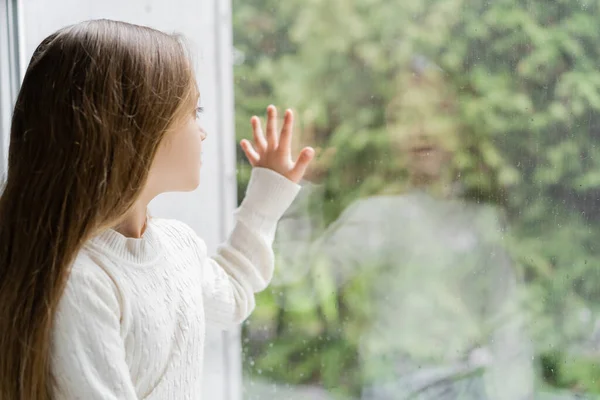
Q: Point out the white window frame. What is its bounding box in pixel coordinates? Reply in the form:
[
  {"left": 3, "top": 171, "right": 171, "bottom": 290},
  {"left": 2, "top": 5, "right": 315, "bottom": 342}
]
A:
[{"left": 0, "top": 0, "right": 24, "bottom": 171}]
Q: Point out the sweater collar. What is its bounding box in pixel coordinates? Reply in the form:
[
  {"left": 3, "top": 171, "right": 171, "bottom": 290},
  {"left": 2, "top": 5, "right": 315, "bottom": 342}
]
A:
[{"left": 88, "top": 219, "right": 164, "bottom": 265}]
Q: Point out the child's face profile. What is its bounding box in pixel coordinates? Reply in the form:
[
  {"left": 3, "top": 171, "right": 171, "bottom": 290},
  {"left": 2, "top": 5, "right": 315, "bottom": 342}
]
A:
[{"left": 145, "top": 108, "right": 207, "bottom": 195}]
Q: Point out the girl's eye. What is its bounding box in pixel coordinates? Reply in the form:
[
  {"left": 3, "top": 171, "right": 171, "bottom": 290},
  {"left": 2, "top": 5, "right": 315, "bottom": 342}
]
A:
[{"left": 195, "top": 106, "right": 204, "bottom": 119}]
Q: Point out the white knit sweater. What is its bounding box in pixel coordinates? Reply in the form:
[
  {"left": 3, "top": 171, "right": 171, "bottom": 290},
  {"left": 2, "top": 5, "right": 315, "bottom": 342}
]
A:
[{"left": 49, "top": 168, "right": 300, "bottom": 400}]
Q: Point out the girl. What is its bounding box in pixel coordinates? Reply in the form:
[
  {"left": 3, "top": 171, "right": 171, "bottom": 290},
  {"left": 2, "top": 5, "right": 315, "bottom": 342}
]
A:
[{"left": 0, "top": 19, "right": 313, "bottom": 400}]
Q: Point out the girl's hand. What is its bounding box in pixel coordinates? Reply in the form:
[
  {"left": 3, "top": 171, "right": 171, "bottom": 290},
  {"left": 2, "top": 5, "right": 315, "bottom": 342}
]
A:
[{"left": 240, "top": 105, "right": 314, "bottom": 184}]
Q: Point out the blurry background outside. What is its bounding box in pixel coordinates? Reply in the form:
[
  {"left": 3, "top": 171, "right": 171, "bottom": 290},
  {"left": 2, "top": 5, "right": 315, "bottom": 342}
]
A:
[{"left": 234, "top": 0, "right": 600, "bottom": 399}]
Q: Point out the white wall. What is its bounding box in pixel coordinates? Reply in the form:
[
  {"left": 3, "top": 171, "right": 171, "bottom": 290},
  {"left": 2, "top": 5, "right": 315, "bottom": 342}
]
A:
[{"left": 16, "top": 0, "right": 239, "bottom": 398}]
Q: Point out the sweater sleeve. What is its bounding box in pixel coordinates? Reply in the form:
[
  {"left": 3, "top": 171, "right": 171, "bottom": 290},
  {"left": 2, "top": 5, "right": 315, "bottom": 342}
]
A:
[
  {"left": 50, "top": 263, "right": 137, "bottom": 400},
  {"left": 200, "top": 167, "right": 300, "bottom": 330},
  {"left": 473, "top": 208, "right": 534, "bottom": 400},
  {"left": 481, "top": 249, "right": 534, "bottom": 400}
]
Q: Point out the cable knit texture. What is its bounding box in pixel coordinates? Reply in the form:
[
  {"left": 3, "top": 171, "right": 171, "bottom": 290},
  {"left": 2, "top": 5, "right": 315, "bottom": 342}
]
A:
[{"left": 49, "top": 168, "right": 300, "bottom": 400}]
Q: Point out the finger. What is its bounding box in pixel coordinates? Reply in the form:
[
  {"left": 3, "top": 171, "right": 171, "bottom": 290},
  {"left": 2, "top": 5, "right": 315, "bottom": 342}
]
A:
[
  {"left": 278, "top": 109, "right": 294, "bottom": 156},
  {"left": 240, "top": 139, "right": 260, "bottom": 166},
  {"left": 251, "top": 116, "right": 267, "bottom": 152},
  {"left": 266, "top": 105, "right": 278, "bottom": 150},
  {"left": 289, "top": 147, "right": 315, "bottom": 182}
]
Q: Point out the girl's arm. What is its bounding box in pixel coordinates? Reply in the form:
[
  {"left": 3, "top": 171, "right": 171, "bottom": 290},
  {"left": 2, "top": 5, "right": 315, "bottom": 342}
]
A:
[
  {"left": 199, "top": 106, "right": 312, "bottom": 329},
  {"left": 198, "top": 167, "right": 301, "bottom": 329},
  {"left": 50, "top": 263, "right": 137, "bottom": 399}
]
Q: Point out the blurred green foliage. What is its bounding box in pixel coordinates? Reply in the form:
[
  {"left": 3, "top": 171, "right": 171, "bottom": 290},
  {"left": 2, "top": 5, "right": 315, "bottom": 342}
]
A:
[{"left": 233, "top": 0, "right": 600, "bottom": 397}]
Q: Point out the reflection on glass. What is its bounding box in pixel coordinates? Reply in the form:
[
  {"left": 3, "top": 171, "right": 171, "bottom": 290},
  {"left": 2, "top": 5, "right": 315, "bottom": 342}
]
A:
[
  {"left": 318, "top": 66, "right": 532, "bottom": 399},
  {"left": 235, "top": 0, "right": 600, "bottom": 399},
  {"left": 266, "top": 66, "right": 533, "bottom": 400}
]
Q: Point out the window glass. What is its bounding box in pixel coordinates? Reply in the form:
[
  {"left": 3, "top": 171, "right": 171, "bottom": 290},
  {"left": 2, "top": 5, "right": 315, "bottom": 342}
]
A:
[{"left": 235, "top": 0, "right": 600, "bottom": 399}]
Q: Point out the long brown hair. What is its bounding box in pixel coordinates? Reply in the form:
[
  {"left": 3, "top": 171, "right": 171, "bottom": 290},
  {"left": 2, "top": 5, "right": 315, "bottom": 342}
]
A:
[{"left": 0, "top": 19, "right": 197, "bottom": 399}]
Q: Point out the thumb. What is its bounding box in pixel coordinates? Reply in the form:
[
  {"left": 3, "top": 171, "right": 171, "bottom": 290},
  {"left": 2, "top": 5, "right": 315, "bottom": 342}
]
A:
[{"left": 288, "top": 147, "right": 315, "bottom": 183}]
